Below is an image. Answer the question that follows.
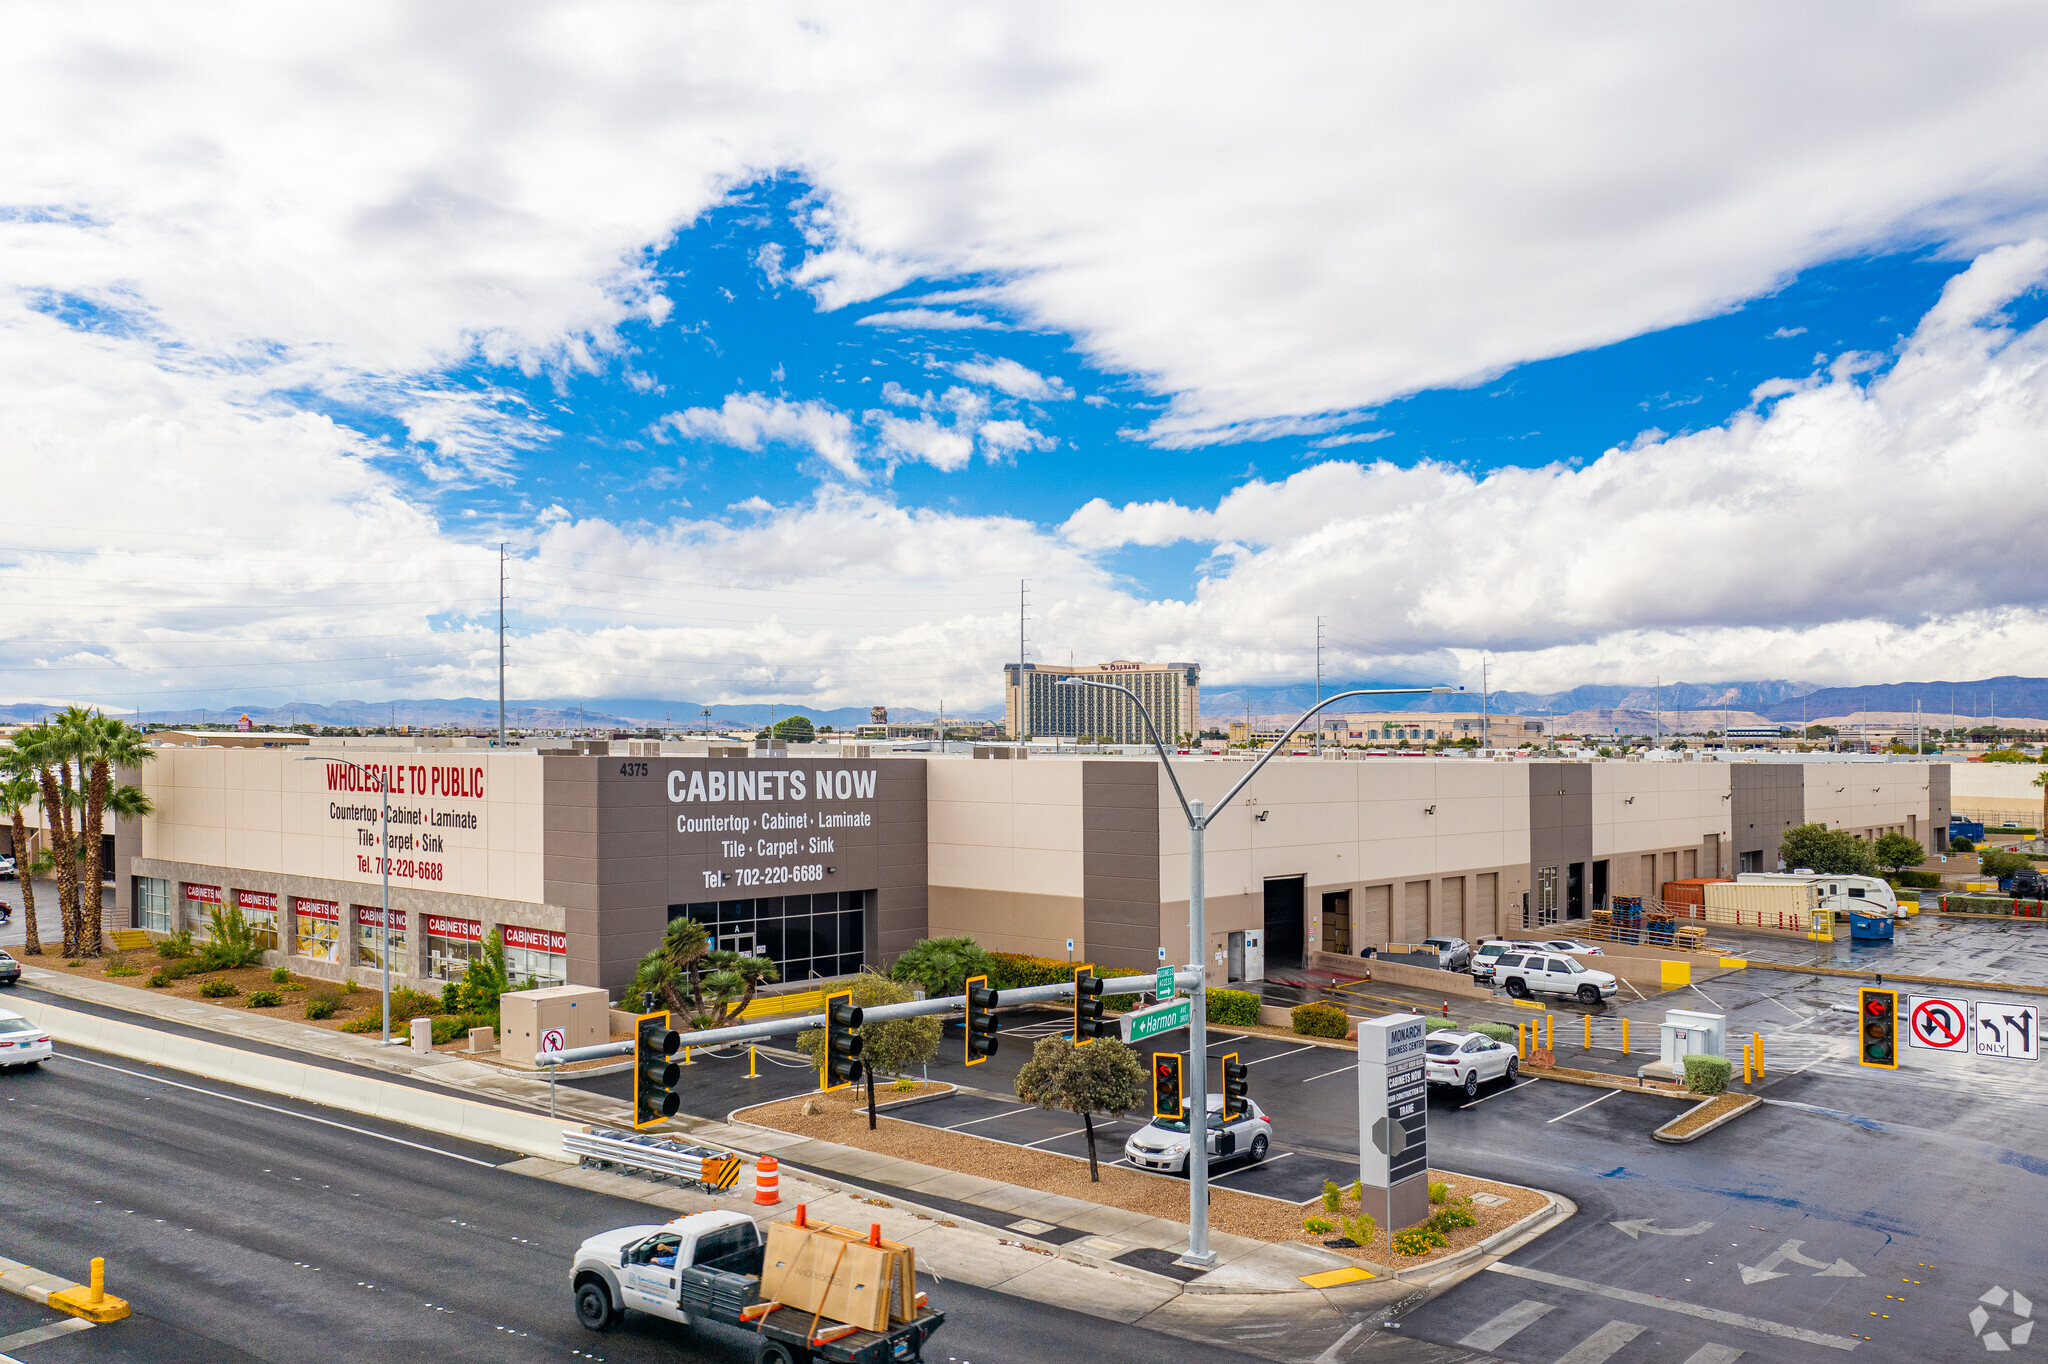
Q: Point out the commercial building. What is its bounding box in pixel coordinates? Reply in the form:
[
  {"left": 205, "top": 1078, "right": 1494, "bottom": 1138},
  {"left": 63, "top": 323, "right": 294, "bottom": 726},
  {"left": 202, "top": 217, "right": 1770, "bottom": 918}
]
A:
[
  {"left": 12, "top": 740, "right": 1953, "bottom": 999},
  {"left": 1004, "top": 661, "right": 1200, "bottom": 744}
]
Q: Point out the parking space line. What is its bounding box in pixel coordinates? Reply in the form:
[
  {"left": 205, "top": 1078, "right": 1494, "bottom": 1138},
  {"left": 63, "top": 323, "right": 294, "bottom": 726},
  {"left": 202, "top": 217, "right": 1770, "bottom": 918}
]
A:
[
  {"left": 939, "top": 1104, "right": 1044, "bottom": 1131},
  {"left": 1546, "top": 1090, "right": 1619, "bottom": 1123},
  {"left": 1247, "top": 1045, "right": 1318, "bottom": 1065},
  {"left": 1482, "top": 1263, "right": 1860, "bottom": 1351},
  {"left": 1207, "top": 1152, "right": 1296, "bottom": 1182},
  {"left": 1302, "top": 1063, "right": 1358, "bottom": 1083},
  {"left": 1459, "top": 1078, "right": 1538, "bottom": 1108},
  {"left": 0, "top": 1319, "right": 94, "bottom": 1352}
]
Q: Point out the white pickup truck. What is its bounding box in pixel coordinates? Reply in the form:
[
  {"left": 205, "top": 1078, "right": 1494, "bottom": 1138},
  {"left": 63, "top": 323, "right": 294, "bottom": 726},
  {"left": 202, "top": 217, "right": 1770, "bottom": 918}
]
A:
[{"left": 571, "top": 1210, "right": 945, "bottom": 1364}]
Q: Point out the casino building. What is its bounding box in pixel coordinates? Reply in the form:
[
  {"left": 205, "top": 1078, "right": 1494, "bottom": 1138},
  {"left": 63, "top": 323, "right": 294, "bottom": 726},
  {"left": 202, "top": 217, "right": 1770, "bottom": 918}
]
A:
[{"left": 15, "top": 739, "right": 1953, "bottom": 1001}]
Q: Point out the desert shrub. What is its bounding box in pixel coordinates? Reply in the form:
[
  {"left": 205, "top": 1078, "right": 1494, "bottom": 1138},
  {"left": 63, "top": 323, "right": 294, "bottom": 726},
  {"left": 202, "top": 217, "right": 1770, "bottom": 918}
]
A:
[
  {"left": 196, "top": 907, "right": 264, "bottom": 970},
  {"left": 441, "top": 982, "right": 463, "bottom": 1013},
  {"left": 893, "top": 1076, "right": 917, "bottom": 1091},
  {"left": 1321, "top": 1180, "right": 1343, "bottom": 1215},
  {"left": 197, "top": 978, "right": 239, "bottom": 999},
  {"left": 1428, "top": 1180, "right": 1449, "bottom": 1205},
  {"left": 1303, "top": 1214, "right": 1335, "bottom": 1236},
  {"left": 1340, "top": 1209, "right": 1377, "bottom": 1247},
  {"left": 304, "top": 996, "right": 337, "bottom": 1020},
  {"left": 342, "top": 977, "right": 360, "bottom": 993},
  {"left": 1949, "top": 836, "right": 1975, "bottom": 853},
  {"left": 156, "top": 929, "right": 193, "bottom": 960},
  {"left": 1472, "top": 1022, "right": 1517, "bottom": 1043},
  {"left": 341, "top": 1012, "right": 384, "bottom": 1033},
  {"left": 271, "top": 966, "right": 291, "bottom": 984},
  {"left": 105, "top": 960, "right": 140, "bottom": 977},
  {"left": 1683, "top": 1055, "right": 1733, "bottom": 1095},
  {"left": 246, "top": 990, "right": 282, "bottom": 1008},
  {"left": 1430, "top": 1202, "right": 1478, "bottom": 1233},
  {"left": 1423, "top": 1017, "right": 1460, "bottom": 1033},
  {"left": 1392, "top": 1225, "right": 1447, "bottom": 1256},
  {"left": 1207, "top": 988, "right": 1261, "bottom": 1027},
  {"left": 1291, "top": 1002, "right": 1349, "bottom": 1038},
  {"left": 279, "top": 982, "right": 305, "bottom": 992},
  {"left": 386, "top": 986, "right": 443, "bottom": 1021},
  {"left": 146, "top": 970, "right": 171, "bottom": 988},
  {"left": 889, "top": 935, "right": 999, "bottom": 997}
]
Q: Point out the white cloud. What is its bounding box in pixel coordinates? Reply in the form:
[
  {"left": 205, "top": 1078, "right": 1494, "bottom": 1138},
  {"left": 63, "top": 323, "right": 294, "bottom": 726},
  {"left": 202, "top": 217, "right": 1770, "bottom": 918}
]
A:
[
  {"left": 659, "top": 394, "right": 865, "bottom": 480},
  {"left": 950, "top": 357, "right": 1073, "bottom": 401},
  {"left": 856, "top": 309, "right": 1007, "bottom": 331},
  {"left": 1772, "top": 326, "right": 1809, "bottom": 338},
  {"left": 868, "top": 412, "right": 974, "bottom": 472},
  {"left": 977, "top": 419, "right": 1057, "bottom": 462}
]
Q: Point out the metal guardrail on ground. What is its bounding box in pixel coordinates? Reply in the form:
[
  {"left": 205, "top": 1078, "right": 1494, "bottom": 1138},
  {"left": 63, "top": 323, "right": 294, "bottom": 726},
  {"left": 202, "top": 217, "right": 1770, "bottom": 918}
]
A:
[{"left": 564, "top": 1127, "right": 745, "bottom": 1190}]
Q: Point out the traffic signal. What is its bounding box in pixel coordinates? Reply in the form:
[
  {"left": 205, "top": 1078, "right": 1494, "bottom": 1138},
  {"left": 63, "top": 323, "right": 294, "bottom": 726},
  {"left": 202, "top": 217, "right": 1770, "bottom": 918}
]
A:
[
  {"left": 823, "top": 989, "right": 865, "bottom": 1090},
  {"left": 633, "top": 1011, "right": 681, "bottom": 1129},
  {"left": 1152, "top": 1051, "right": 1184, "bottom": 1120},
  {"left": 1221, "top": 1052, "right": 1248, "bottom": 1120},
  {"left": 1074, "top": 965, "right": 1106, "bottom": 1044},
  {"left": 1858, "top": 987, "right": 1899, "bottom": 1069},
  {"left": 965, "top": 974, "right": 999, "bottom": 1065}
]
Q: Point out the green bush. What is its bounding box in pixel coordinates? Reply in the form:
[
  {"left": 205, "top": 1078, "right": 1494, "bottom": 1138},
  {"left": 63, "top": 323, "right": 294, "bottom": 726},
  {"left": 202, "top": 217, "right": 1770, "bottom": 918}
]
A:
[
  {"left": 271, "top": 966, "right": 292, "bottom": 984},
  {"left": 1392, "top": 1225, "right": 1447, "bottom": 1256},
  {"left": 105, "top": 960, "right": 141, "bottom": 977},
  {"left": 1979, "top": 850, "right": 2033, "bottom": 879},
  {"left": 889, "top": 935, "right": 999, "bottom": 997},
  {"left": 1423, "top": 1017, "right": 1459, "bottom": 1033},
  {"left": 304, "top": 996, "right": 337, "bottom": 1020},
  {"left": 1949, "top": 836, "right": 1976, "bottom": 853},
  {"left": 279, "top": 982, "right": 305, "bottom": 992},
  {"left": 441, "top": 982, "right": 463, "bottom": 1013},
  {"left": 1683, "top": 1054, "right": 1734, "bottom": 1095},
  {"left": 1891, "top": 870, "right": 1942, "bottom": 889},
  {"left": 197, "top": 979, "right": 239, "bottom": 999},
  {"left": 146, "top": 970, "right": 171, "bottom": 988},
  {"left": 1472, "top": 1022, "right": 1517, "bottom": 1043},
  {"left": 1303, "top": 1214, "right": 1335, "bottom": 1236},
  {"left": 156, "top": 929, "right": 194, "bottom": 960},
  {"left": 385, "top": 986, "right": 443, "bottom": 1021},
  {"left": 1427, "top": 1180, "right": 1449, "bottom": 1205},
  {"left": 1339, "top": 1210, "right": 1377, "bottom": 1247},
  {"left": 1429, "top": 1202, "right": 1478, "bottom": 1233},
  {"left": 340, "top": 1012, "right": 384, "bottom": 1033},
  {"left": 1321, "top": 1180, "right": 1343, "bottom": 1215},
  {"left": 1291, "top": 1002, "right": 1349, "bottom": 1038},
  {"left": 981, "top": 952, "right": 1146, "bottom": 1007},
  {"left": 1207, "top": 988, "right": 1262, "bottom": 1027},
  {"left": 246, "top": 990, "right": 282, "bottom": 1008},
  {"left": 196, "top": 907, "right": 265, "bottom": 970}
]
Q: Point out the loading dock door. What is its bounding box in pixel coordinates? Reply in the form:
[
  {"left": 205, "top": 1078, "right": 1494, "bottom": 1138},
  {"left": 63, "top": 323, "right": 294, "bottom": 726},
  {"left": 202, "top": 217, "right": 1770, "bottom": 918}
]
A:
[{"left": 1262, "top": 876, "right": 1305, "bottom": 969}]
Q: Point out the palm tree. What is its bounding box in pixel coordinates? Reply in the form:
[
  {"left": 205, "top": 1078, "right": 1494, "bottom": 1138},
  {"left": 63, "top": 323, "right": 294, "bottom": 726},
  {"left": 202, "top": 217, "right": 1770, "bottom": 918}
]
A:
[
  {"left": 71, "top": 713, "right": 154, "bottom": 956},
  {"left": 0, "top": 755, "right": 45, "bottom": 956},
  {"left": 629, "top": 917, "right": 781, "bottom": 1027},
  {"left": 16, "top": 718, "right": 85, "bottom": 956},
  {"left": 2034, "top": 769, "right": 2048, "bottom": 838}
]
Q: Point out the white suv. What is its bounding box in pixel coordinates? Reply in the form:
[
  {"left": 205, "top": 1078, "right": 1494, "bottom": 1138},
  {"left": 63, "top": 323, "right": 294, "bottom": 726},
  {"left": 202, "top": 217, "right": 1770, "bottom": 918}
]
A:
[{"left": 1491, "top": 950, "right": 1619, "bottom": 1007}]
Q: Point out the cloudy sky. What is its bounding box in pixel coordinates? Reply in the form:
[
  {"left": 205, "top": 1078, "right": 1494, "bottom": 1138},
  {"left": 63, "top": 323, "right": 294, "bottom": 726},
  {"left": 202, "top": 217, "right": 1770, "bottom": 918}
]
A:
[{"left": 6, "top": 3, "right": 2048, "bottom": 716}]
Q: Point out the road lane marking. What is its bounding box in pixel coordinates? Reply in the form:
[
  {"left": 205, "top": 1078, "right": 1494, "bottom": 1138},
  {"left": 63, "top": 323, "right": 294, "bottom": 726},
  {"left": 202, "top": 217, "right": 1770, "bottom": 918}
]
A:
[
  {"left": 939, "top": 1104, "right": 1043, "bottom": 1131},
  {"left": 1459, "top": 1078, "right": 1538, "bottom": 1108},
  {"left": 1312, "top": 1321, "right": 1366, "bottom": 1363},
  {"left": 1554, "top": 1320, "right": 1645, "bottom": 1363},
  {"left": 1483, "top": 1263, "right": 1860, "bottom": 1351},
  {"left": 1679, "top": 1345, "right": 1744, "bottom": 1364},
  {"left": 1247, "top": 1045, "right": 1318, "bottom": 1065},
  {"left": 1302, "top": 1063, "right": 1358, "bottom": 1083},
  {"left": 50, "top": 1054, "right": 499, "bottom": 1168},
  {"left": 0, "top": 1319, "right": 94, "bottom": 1352},
  {"left": 1458, "top": 1298, "right": 1554, "bottom": 1350},
  {"left": 1546, "top": 1090, "right": 1618, "bottom": 1123},
  {"left": 1206, "top": 1152, "right": 1295, "bottom": 1183}
]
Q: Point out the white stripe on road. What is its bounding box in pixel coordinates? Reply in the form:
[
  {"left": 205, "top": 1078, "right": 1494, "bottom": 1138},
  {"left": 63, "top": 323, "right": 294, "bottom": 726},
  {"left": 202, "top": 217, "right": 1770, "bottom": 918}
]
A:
[
  {"left": 1546, "top": 1090, "right": 1619, "bottom": 1124},
  {"left": 1312, "top": 1322, "right": 1366, "bottom": 1364},
  {"left": 1483, "top": 1262, "right": 1860, "bottom": 1351},
  {"left": 51, "top": 1054, "right": 500, "bottom": 1168},
  {"left": 1460, "top": 1078, "right": 1539, "bottom": 1108},
  {"left": 1247, "top": 1045, "right": 1319, "bottom": 1065},
  {"left": 940, "top": 1104, "right": 1043, "bottom": 1131},
  {"left": 1302, "top": 1063, "right": 1358, "bottom": 1083},
  {"left": 1680, "top": 1345, "right": 1745, "bottom": 1364},
  {"left": 1458, "top": 1298, "right": 1554, "bottom": 1350},
  {"left": 1205, "top": 1152, "right": 1295, "bottom": 1183},
  {"left": 0, "top": 1319, "right": 94, "bottom": 1352},
  {"left": 1554, "top": 1320, "right": 1645, "bottom": 1363}
]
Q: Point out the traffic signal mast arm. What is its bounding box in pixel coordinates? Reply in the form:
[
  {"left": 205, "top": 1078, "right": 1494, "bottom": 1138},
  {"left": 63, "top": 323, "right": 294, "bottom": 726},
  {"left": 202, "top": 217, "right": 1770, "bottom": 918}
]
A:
[{"left": 534, "top": 970, "right": 1207, "bottom": 1067}]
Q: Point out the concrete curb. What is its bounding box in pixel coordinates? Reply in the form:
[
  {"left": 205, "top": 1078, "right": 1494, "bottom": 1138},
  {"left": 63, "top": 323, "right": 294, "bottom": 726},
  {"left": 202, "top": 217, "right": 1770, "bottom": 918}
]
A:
[
  {"left": 1738, "top": 959, "right": 2048, "bottom": 998},
  {"left": 1397, "top": 1191, "right": 1580, "bottom": 1283},
  {"left": 1652, "top": 1092, "right": 1760, "bottom": 1143},
  {"left": 0, "top": 1254, "right": 130, "bottom": 1323}
]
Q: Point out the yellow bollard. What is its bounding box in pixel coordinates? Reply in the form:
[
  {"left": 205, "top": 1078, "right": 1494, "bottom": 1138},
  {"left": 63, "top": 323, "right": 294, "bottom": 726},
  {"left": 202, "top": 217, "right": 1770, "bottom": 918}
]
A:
[
  {"left": 683, "top": 1044, "right": 693, "bottom": 1066},
  {"left": 90, "top": 1258, "right": 104, "bottom": 1306},
  {"left": 1584, "top": 1014, "right": 1593, "bottom": 1051},
  {"left": 1753, "top": 1031, "right": 1764, "bottom": 1079},
  {"left": 749, "top": 1045, "right": 758, "bottom": 1078},
  {"left": 1544, "top": 1015, "right": 1553, "bottom": 1051},
  {"left": 1743, "top": 1044, "right": 1753, "bottom": 1085},
  {"left": 1517, "top": 1022, "right": 1527, "bottom": 1058},
  {"left": 1622, "top": 1017, "right": 1631, "bottom": 1054}
]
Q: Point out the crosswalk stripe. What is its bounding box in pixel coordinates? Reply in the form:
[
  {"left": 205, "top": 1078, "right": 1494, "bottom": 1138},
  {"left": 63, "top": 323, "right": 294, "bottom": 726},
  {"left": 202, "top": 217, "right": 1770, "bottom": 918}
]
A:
[
  {"left": 1459, "top": 1298, "right": 1555, "bottom": 1350},
  {"left": 1553, "top": 1321, "right": 1645, "bottom": 1364},
  {"left": 1679, "top": 1346, "right": 1744, "bottom": 1364},
  {"left": 1484, "top": 1262, "right": 1861, "bottom": 1351}
]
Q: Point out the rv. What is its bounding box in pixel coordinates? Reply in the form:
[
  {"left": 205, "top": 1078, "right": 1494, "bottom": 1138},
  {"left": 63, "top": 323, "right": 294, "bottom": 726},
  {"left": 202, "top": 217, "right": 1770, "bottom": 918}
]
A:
[{"left": 1737, "top": 871, "right": 1903, "bottom": 919}]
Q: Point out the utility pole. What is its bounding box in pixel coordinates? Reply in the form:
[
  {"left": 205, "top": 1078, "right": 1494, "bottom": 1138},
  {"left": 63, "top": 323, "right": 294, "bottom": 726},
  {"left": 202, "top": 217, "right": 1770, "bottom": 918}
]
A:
[{"left": 498, "top": 541, "right": 507, "bottom": 748}]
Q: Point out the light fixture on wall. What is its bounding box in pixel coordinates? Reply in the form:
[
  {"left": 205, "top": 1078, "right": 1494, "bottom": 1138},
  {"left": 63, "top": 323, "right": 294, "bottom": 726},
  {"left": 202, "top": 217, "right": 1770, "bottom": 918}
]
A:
[
  {"left": 1255, "top": 810, "right": 1270, "bottom": 822},
  {"left": 1423, "top": 804, "right": 1436, "bottom": 815},
  {"left": 1624, "top": 796, "right": 1635, "bottom": 805}
]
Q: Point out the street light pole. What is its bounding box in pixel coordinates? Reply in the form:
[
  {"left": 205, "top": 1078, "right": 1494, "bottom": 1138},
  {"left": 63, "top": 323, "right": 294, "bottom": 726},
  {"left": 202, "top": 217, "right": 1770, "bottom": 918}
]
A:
[
  {"left": 1059, "top": 677, "right": 1461, "bottom": 1266},
  {"left": 297, "top": 755, "right": 393, "bottom": 1044}
]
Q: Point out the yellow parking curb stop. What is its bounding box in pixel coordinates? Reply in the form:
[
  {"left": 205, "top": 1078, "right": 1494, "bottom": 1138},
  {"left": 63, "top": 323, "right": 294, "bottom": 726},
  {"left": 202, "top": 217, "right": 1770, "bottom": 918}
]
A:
[{"left": 1300, "top": 1266, "right": 1375, "bottom": 1288}]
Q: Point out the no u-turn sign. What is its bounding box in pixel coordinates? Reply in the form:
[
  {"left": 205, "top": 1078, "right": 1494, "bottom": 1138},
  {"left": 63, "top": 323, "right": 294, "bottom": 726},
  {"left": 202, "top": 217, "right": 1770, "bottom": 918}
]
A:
[{"left": 1906, "top": 995, "right": 1969, "bottom": 1051}]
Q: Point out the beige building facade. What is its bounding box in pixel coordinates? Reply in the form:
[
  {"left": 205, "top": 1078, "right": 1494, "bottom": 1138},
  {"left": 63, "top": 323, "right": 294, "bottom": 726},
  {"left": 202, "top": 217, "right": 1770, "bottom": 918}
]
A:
[{"left": 1005, "top": 660, "right": 1200, "bottom": 744}]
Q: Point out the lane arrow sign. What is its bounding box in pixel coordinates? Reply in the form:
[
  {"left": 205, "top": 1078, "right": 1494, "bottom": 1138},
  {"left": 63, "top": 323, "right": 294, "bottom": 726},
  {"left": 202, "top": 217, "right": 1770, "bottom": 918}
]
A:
[
  {"left": 1610, "top": 1219, "right": 1715, "bottom": 1239},
  {"left": 1740, "top": 1239, "right": 1866, "bottom": 1284}
]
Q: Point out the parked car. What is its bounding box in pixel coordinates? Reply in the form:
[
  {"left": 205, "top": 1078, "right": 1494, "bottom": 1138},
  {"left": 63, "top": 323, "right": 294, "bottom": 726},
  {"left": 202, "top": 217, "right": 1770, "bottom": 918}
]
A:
[
  {"left": 0, "top": 855, "right": 15, "bottom": 879},
  {"left": 0, "top": 949, "right": 18, "bottom": 987},
  {"left": 0, "top": 1008, "right": 50, "bottom": 1069},
  {"left": 1123, "top": 1094, "right": 1271, "bottom": 1174},
  {"left": 1491, "top": 950, "right": 1619, "bottom": 1006},
  {"left": 1471, "top": 939, "right": 1547, "bottom": 982},
  {"left": 1424, "top": 1030, "right": 1519, "bottom": 1098},
  {"left": 1539, "top": 938, "right": 1604, "bottom": 956},
  {"left": 1420, "top": 936, "right": 1472, "bottom": 971}
]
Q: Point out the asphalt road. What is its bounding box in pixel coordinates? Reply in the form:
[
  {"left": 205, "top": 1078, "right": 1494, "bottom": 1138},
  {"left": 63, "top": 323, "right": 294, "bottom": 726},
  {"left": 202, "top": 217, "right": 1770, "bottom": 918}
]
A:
[{"left": 0, "top": 1042, "right": 1272, "bottom": 1364}]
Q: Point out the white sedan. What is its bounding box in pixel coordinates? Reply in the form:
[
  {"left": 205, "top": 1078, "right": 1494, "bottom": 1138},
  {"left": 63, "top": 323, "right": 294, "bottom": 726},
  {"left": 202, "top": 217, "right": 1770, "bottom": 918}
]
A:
[
  {"left": 1540, "top": 938, "right": 1604, "bottom": 956},
  {"left": 0, "top": 1009, "right": 51, "bottom": 1069},
  {"left": 1424, "top": 1030, "right": 1518, "bottom": 1098},
  {"left": 1124, "top": 1095, "right": 1271, "bottom": 1173}
]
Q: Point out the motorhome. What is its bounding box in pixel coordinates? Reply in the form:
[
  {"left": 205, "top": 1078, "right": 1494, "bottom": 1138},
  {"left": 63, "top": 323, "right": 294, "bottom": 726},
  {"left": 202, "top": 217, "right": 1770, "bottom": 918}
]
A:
[{"left": 1737, "top": 871, "right": 1903, "bottom": 918}]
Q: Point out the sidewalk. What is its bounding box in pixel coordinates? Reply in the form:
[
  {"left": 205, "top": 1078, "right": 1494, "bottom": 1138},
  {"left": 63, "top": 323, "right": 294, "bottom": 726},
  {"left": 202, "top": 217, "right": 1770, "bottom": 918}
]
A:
[{"left": 13, "top": 963, "right": 1568, "bottom": 1358}]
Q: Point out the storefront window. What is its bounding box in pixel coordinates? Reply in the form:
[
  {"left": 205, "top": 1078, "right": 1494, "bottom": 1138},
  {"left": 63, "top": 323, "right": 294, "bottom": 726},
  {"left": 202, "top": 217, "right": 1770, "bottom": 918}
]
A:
[
  {"left": 136, "top": 877, "right": 175, "bottom": 934},
  {"left": 500, "top": 924, "right": 567, "bottom": 988},
  {"left": 182, "top": 883, "right": 222, "bottom": 932},
  {"left": 425, "top": 914, "right": 482, "bottom": 982},
  {"left": 672, "top": 891, "right": 868, "bottom": 983},
  {"left": 232, "top": 890, "right": 280, "bottom": 952},
  {"left": 294, "top": 899, "right": 341, "bottom": 962},
  {"left": 356, "top": 905, "right": 408, "bottom": 971}
]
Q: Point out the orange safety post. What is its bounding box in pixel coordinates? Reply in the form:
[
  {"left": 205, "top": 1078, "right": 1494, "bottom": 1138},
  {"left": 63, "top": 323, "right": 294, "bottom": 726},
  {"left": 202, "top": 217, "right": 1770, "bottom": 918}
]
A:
[
  {"left": 753, "top": 1154, "right": 781, "bottom": 1206},
  {"left": 868, "top": 1223, "right": 882, "bottom": 1248},
  {"left": 793, "top": 1202, "right": 807, "bottom": 1229},
  {"left": 1583, "top": 1015, "right": 1592, "bottom": 1051},
  {"left": 1622, "top": 1017, "right": 1630, "bottom": 1053}
]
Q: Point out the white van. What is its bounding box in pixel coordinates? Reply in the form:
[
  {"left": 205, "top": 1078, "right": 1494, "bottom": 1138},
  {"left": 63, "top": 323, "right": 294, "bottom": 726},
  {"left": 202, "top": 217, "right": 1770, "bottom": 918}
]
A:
[{"left": 1737, "top": 871, "right": 1902, "bottom": 918}]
